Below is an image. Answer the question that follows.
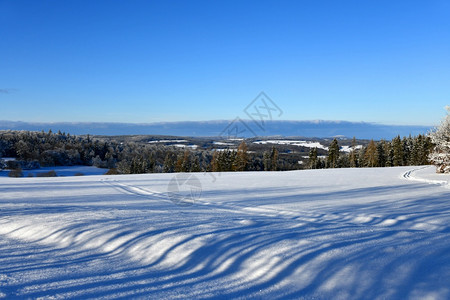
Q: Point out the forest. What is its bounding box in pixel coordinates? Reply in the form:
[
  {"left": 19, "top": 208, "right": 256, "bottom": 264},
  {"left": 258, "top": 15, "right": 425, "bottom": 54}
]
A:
[{"left": 0, "top": 130, "right": 433, "bottom": 176}]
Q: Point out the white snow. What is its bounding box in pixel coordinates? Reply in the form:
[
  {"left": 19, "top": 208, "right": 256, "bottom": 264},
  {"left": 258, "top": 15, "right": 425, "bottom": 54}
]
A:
[
  {"left": 253, "top": 140, "right": 363, "bottom": 153},
  {"left": 148, "top": 139, "right": 188, "bottom": 143},
  {"left": 214, "top": 148, "right": 236, "bottom": 152},
  {"left": 340, "top": 145, "right": 363, "bottom": 153},
  {"left": 254, "top": 140, "right": 329, "bottom": 150},
  {"left": 172, "top": 144, "right": 198, "bottom": 149},
  {"left": 0, "top": 166, "right": 449, "bottom": 299},
  {"left": 302, "top": 155, "right": 327, "bottom": 159}
]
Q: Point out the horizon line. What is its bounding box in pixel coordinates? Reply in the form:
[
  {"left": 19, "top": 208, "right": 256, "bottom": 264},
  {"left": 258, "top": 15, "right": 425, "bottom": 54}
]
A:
[{"left": 0, "top": 119, "right": 436, "bottom": 128}]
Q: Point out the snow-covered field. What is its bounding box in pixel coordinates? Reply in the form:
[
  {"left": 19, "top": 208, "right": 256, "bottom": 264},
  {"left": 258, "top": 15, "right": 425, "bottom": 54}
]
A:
[
  {"left": 252, "top": 140, "right": 363, "bottom": 153},
  {"left": 253, "top": 140, "right": 330, "bottom": 150},
  {"left": 0, "top": 166, "right": 449, "bottom": 299}
]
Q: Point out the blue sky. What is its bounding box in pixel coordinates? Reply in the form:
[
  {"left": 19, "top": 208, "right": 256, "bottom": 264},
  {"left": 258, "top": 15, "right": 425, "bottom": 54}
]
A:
[{"left": 1, "top": 0, "right": 449, "bottom": 126}]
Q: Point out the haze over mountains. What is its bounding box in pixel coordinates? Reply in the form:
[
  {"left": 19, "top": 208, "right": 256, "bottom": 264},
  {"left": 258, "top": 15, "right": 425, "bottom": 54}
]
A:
[{"left": 0, "top": 120, "right": 432, "bottom": 140}]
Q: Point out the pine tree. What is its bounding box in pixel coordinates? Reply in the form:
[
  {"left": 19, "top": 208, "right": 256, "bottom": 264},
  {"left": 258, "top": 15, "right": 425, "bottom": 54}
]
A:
[
  {"left": 163, "top": 152, "right": 176, "bottom": 173},
  {"left": 191, "top": 155, "right": 201, "bottom": 172},
  {"left": 403, "top": 136, "right": 413, "bottom": 165},
  {"left": 376, "top": 140, "right": 386, "bottom": 167},
  {"left": 423, "top": 136, "right": 434, "bottom": 164},
  {"left": 392, "top": 136, "right": 403, "bottom": 166},
  {"left": 410, "top": 135, "right": 421, "bottom": 165},
  {"left": 429, "top": 107, "right": 450, "bottom": 173},
  {"left": 308, "top": 147, "right": 318, "bottom": 169},
  {"left": 234, "top": 141, "right": 248, "bottom": 171},
  {"left": 364, "top": 140, "right": 377, "bottom": 167},
  {"left": 384, "top": 141, "right": 394, "bottom": 167},
  {"left": 210, "top": 151, "right": 220, "bottom": 172},
  {"left": 270, "top": 146, "right": 278, "bottom": 171},
  {"left": 349, "top": 150, "right": 358, "bottom": 168},
  {"left": 349, "top": 137, "right": 358, "bottom": 168},
  {"left": 327, "top": 138, "right": 340, "bottom": 168},
  {"left": 263, "top": 151, "right": 271, "bottom": 171},
  {"left": 181, "top": 150, "right": 191, "bottom": 172},
  {"left": 175, "top": 153, "right": 184, "bottom": 172},
  {"left": 338, "top": 155, "right": 350, "bottom": 168}
]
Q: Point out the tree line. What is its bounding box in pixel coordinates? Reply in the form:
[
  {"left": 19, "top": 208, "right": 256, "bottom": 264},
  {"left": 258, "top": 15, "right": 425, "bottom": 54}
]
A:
[
  {"left": 0, "top": 130, "right": 434, "bottom": 176},
  {"left": 308, "top": 135, "right": 433, "bottom": 169},
  {"left": 0, "top": 130, "right": 280, "bottom": 174}
]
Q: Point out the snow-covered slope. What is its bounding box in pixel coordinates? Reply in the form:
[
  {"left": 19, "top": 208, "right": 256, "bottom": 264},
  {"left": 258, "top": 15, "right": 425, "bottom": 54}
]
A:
[{"left": 0, "top": 167, "right": 449, "bottom": 299}]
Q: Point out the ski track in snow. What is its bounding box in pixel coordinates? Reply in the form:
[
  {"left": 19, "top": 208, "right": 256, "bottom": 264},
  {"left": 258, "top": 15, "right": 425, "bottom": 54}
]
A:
[
  {"left": 402, "top": 167, "right": 450, "bottom": 188},
  {"left": 0, "top": 166, "right": 449, "bottom": 299}
]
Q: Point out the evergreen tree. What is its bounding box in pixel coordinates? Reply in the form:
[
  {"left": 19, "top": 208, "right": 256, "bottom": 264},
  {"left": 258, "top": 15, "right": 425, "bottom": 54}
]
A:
[
  {"left": 181, "top": 150, "right": 191, "bottom": 172},
  {"left": 191, "top": 155, "right": 201, "bottom": 172},
  {"left": 270, "top": 146, "right": 279, "bottom": 171},
  {"left": 349, "top": 150, "right": 358, "bottom": 168},
  {"left": 364, "top": 140, "right": 377, "bottom": 167},
  {"left": 234, "top": 141, "right": 249, "bottom": 171},
  {"left": 349, "top": 137, "right": 358, "bottom": 168},
  {"left": 163, "top": 152, "right": 176, "bottom": 173},
  {"left": 402, "top": 136, "right": 412, "bottom": 165},
  {"left": 338, "top": 155, "right": 350, "bottom": 168},
  {"left": 263, "top": 151, "right": 271, "bottom": 171},
  {"left": 412, "top": 134, "right": 432, "bottom": 166},
  {"left": 210, "top": 151, "right": 220, "bottom": 172},
  {"left": 384, "top": 141, "right": 394, "bottom": 167},
  {"left": 175, "top": 152, "right": 184, "bottom": 172},
  {"left": 308, "top": 147, "right": 318, "bottom": 169},
  {"left": 410, "top": 135, "right": 421, "bottom": 165},
  {"left": 327, "top": 138, "right": 340, "bottom": 168},
  {"left": 392, "top": 136, "right": 403, "bottom": 166},
  {"left": 376, "top": 140, "right": 386, "bottom": 167}
]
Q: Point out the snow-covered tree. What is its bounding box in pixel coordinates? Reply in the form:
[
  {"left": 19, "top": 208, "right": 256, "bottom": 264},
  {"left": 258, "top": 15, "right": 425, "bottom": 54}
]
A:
[{"left": 429, "top": 107, "right": 450, "bottom": 173}]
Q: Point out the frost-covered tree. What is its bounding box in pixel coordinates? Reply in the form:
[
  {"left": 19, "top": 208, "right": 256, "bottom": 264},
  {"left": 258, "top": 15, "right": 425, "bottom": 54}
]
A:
[
  {"left": 429, "top": 107, "right": 450, "bottom": 173},
  {"left": 163, "top": 152, "right": 176, "bottom": 173}
]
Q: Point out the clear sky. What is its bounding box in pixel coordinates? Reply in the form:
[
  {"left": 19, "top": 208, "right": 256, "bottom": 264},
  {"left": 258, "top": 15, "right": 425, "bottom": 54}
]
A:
[{"left": 1, "top": 0, "right": 449, "bottom": 126}]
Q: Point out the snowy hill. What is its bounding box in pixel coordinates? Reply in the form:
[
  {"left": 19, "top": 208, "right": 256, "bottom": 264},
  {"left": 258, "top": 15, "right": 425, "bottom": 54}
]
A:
[{"left": 0, "top": 167, "right": 449, "bottom": 299}]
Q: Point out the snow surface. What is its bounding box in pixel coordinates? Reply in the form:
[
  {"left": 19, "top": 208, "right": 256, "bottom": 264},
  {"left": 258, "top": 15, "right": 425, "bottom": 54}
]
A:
[
  {"left": 253, "top": 140, "right": 329, "bottom": 150},
  {"left": 0, "top": 166, "right": 449, "bottom": 299},
  {"left": 148, "top": 140, "right": 188, "bottom": 143},
  {"left": 253, "top": 140, "right": 363, "bottom": 153},
  {"left": 340, "top": 145, "right": 363, "bottom": 153},
  {"left": 172, "top": 144, "right": 198, "bottom": 149},
  {"left": 213, "top": 142, "right": 234, "bottom": 146}
]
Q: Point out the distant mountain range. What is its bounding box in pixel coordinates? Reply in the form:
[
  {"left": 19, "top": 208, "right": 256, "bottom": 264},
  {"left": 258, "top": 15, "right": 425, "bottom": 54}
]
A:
[{"left": 0, "top": 120, "right": 433, "bottom": 140}]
